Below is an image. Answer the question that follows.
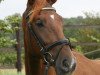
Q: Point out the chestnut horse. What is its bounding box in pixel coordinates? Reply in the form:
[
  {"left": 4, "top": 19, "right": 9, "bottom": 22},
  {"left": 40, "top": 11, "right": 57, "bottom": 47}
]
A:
[
  {"left": 22, "top": 0, "right": 76, "bottom": 75},
  {"left": 72, "top": 50, "right": 100, "bottom": 75},
  {"left": 22, "top": 0, "right": 100, "bottom": 75}
]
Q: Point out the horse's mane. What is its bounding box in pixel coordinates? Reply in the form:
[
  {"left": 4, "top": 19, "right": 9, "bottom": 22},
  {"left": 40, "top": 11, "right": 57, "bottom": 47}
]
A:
[
  {"left": 27, "top": 0, "right": 57, "bottom": 6},
  {"left": 25, "top": 0, "right": 57, "bottom": 23}
]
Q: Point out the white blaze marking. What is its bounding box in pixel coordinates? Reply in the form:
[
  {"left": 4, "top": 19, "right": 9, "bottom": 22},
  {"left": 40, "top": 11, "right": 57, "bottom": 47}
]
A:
[{"left": 50, "top": 15, "right": 55, "bottom": 20}]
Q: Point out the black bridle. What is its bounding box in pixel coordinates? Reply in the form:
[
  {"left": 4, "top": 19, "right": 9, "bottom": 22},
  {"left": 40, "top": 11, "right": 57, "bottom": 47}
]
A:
[{"left": 26, "top": 7, "right": 74, "bottom": 75}]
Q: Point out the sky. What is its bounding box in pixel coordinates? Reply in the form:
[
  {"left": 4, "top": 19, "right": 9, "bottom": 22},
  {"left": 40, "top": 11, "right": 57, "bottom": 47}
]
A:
[{"left": 0, "top": 0, "right": 100, "bottom": 19}]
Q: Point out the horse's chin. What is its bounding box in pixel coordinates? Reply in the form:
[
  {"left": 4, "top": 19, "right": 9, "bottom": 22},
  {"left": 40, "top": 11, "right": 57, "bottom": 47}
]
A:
[
  {"left": 55, "top": 67, "right": 75, "bottom": 75},
  {"left": 56, "top": 70, "right": 73, "bottom": 75}
]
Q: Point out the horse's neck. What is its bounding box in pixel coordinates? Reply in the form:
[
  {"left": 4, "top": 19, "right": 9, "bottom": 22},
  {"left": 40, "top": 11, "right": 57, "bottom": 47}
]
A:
[
  {"left": 72, "top": 51, "right": 90, "bottom": 61},
  {"left": 72, "top": 50, "right": 100, "bottom": 75}
]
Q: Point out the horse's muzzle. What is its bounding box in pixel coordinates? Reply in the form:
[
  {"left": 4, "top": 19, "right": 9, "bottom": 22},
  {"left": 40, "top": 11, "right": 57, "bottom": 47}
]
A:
[
  {"left": 62, "top": 58, "right": 76, "bottom": 72},
  {"left": 55, "top": 58, "right": 76, "bottom": 75}
]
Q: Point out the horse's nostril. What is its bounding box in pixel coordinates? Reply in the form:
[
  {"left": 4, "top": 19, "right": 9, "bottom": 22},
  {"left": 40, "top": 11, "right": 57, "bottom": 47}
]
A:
[
  {"left": 63, "top": 59, "right": 69, "bottom": 68},
  {"left": 60, "top": 58, "right": 70, "bottom": 72}
]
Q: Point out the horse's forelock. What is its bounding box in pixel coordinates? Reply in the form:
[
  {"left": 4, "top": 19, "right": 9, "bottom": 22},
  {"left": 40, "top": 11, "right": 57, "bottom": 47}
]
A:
[
  {"left": 46, "top": 0, "right": 57, "bottom": 5},
  {"left": 27, "top": 0, "right": 35, "bottom": 6},
  {"left": 29, "top": 0, "right": 57, "bottom": 23}
]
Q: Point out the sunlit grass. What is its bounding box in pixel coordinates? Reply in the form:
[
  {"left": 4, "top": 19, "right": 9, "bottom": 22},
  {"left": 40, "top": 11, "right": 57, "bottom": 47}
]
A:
[{"left": 0, "top": 68, "right": 25, "bottom": 75}]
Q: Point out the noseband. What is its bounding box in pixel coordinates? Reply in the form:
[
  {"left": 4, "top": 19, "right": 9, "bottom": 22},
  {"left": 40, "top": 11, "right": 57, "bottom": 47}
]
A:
[{"left": 26, "top": 7, "right": 75, "bottom": 75}]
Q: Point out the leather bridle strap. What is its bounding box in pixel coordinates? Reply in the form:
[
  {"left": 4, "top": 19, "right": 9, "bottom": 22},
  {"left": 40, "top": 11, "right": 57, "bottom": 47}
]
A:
[
  {"left": 42, "top": 38, "right": 71, "bottom": 53},
  {"left": 28, "top": 23, "right": 46, "bottom": 50}
]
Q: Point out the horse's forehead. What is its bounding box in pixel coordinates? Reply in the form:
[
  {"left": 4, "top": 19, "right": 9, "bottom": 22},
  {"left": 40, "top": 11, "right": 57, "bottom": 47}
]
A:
[
  {"left": 41, "top": 12, "right": 55, "bottom": 20},
  {"left": 50, "top": 14, "right": 55, "bottom": 20}
]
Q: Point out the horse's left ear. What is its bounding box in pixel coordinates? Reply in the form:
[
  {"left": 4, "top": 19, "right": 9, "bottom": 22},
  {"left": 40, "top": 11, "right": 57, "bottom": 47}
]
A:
[{"left": 46, "top": 0, "right": 57, "bottom": 5}]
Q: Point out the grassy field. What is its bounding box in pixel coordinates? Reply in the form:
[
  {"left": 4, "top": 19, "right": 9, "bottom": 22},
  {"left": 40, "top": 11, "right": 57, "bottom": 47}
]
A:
[{"left": 0, "top": 69, "right": 25, "bottom": 75}]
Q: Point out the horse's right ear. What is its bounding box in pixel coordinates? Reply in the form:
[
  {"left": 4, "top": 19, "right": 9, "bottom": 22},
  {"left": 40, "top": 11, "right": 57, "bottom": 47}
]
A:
[{"left": 46, "top": 0, "right": 57, "bottom": 5}]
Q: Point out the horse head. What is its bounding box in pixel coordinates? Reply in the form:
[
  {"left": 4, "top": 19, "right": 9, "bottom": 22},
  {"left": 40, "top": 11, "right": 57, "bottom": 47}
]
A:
[{"left": 24, "top": 0, "right": 76, "bottom": 75}]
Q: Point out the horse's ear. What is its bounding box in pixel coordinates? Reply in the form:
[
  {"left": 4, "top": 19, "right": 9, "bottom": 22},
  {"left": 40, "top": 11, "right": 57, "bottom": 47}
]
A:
[
  {"left": 27, "top": 0, "right": 35, "bottom": 6},
  {"left": 46, "top": 0, "right": 57, "bottom": 5}
]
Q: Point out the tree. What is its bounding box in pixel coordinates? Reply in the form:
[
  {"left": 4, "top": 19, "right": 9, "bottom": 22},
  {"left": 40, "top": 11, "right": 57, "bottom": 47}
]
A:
[
  {"left": 0, "top": 13, "right": 22, "bottom": 72},
  {"left": 0, "top": 19, "right": 15, "bottom": 47},
  {"left": 0, "top": 0, "right": 4, "bottom": 3},
  {"left": 5, "top": 13, "right": 22, "bottom": 72},
  {"left": 0, "top": 13, "right": 21, "bottom": 47},
  {"left": 83, "top": 12, "right": 100, "bottom": 25},
  {"left": 64, "top": 12, "right": 100, "bottom": 53}
]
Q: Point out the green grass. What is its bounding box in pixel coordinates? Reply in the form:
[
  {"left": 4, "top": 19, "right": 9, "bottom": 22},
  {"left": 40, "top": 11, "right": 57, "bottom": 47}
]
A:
[{"left": 0, "top": 69, "right": 25, "bottom": 75}]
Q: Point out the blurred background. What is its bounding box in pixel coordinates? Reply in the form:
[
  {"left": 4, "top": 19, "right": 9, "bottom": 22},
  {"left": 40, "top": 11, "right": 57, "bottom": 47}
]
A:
[{"left": 0, "top": 0, "right": 100, "bottom": 75}]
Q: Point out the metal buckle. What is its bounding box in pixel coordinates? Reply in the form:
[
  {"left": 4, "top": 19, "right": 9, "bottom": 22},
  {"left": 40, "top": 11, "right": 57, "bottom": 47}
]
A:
[{"left": 43, "top": 52, "right": 54, "bottom": 64}]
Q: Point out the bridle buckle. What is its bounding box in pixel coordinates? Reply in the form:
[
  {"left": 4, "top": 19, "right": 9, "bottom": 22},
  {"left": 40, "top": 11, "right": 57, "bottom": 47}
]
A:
[{"left": 43, "top": 52, "right": 54, "bottom": 65}]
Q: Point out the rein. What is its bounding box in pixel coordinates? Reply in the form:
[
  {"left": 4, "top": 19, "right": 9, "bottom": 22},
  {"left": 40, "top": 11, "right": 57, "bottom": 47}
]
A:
[{"left": 26, "top": 7, "right": 73, "bottom": 75}]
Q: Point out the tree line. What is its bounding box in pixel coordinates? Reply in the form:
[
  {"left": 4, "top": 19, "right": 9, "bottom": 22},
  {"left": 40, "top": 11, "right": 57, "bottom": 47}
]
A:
[{"left": 63, "top": 12, "right": 100, "bottom": 53}]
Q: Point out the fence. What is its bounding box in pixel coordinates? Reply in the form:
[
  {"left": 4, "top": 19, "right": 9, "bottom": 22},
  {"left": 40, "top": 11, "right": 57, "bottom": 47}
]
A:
[{"left": 64, "top": 25, "right": 100, "bottom": 46}]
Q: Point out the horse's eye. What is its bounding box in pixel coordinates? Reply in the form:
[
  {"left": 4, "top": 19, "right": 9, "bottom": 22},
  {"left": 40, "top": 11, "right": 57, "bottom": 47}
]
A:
[{"left": 35, "top": 20, "right": 44, "bottom": 27}]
